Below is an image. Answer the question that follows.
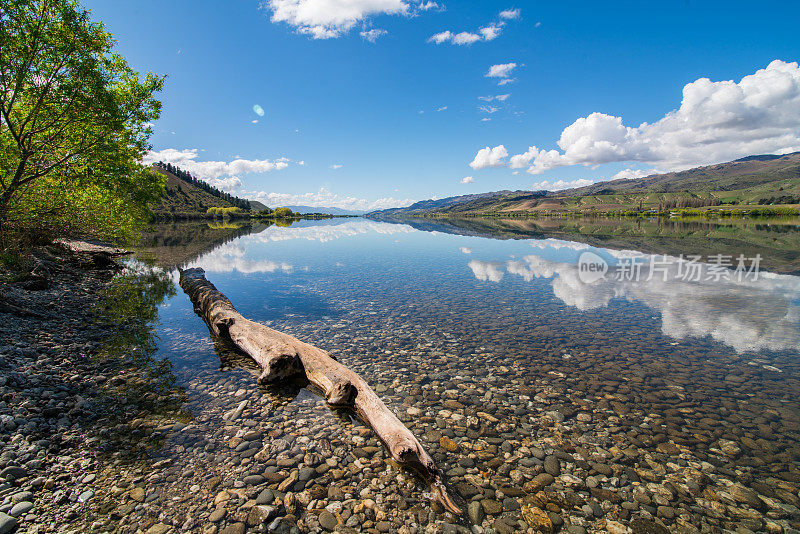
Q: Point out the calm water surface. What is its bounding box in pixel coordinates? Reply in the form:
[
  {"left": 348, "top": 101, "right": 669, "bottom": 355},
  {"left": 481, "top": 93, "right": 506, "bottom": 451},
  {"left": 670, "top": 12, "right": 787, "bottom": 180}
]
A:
[{"left": 96, "top": 218, "right": 800, "bottom": 533}]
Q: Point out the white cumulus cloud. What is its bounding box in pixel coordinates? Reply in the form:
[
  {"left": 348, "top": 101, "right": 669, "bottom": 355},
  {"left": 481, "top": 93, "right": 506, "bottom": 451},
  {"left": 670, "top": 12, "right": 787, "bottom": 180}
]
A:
[
  {"left": 469, "top": 145, "right": 508, "bottom": 169},
  {"left": 144, "top": 148, "right": 291, "bottom": 181},
  {"left": 460, "top": 176, "right": 474, "bottom": 184},
  {"left": 207, "top": 176, "right": 244, "bottom": 192},
  {"left": 504, "top": 60, "right": 800, "bottom": 175},
  {"left": 479, "top": 24, "right": 502, "bottom": 41},
  {"left": 612, "top": 167, "right": 659, "bottom": 180},
  {"left": 263, "top": 0, "right": 428, "bottom": 39}
]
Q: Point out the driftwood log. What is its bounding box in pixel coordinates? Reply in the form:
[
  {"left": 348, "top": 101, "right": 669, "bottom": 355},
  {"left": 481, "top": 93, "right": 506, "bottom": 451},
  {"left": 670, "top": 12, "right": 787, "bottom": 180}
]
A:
[{"left": 179, "top": 267, "right": 460, "bottom": 514}]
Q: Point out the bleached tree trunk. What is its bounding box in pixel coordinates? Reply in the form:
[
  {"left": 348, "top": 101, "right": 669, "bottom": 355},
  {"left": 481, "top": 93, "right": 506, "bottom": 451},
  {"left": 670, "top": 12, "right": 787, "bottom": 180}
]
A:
[{"left": 179, "top": 267, "right": 460, "bottom": 514}]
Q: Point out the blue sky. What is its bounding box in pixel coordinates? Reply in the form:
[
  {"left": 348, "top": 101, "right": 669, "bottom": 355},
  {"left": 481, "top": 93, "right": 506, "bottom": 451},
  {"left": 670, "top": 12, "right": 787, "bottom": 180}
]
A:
[{"left": 84, "top": 0, "right": 800, "bottom": 210}]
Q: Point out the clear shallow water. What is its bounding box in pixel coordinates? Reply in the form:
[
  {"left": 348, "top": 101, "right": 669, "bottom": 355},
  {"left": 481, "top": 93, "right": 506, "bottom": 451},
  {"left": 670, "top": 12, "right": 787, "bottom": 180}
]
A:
[{"left": 94, "top": 218, "right": 800, "bottom": 533}]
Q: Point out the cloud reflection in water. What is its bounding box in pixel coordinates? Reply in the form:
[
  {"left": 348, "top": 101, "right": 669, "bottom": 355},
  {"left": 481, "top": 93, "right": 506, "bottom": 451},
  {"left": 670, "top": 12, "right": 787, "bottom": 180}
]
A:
[{"left": 470, "top": 245, "right": 800, "bottom": 353}]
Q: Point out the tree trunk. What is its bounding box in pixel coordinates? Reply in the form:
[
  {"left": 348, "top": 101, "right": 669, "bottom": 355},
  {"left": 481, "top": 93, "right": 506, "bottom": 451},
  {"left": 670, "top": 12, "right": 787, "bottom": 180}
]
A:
[{"left": 178, "top": 267, "right": 461, "bottom": 514}]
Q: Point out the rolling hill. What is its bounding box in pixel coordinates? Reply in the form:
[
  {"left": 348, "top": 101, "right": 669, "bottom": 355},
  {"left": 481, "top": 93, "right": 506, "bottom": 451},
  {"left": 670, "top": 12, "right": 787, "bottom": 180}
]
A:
[
  {"left": 151, "top": 164, "right": 252, "bottom": 218},
  {"left": 369, "top": 152, "right": 800, "bottom": 218},
  {"left": 563, "top": 151, "right": 800, "bottom": 196}
]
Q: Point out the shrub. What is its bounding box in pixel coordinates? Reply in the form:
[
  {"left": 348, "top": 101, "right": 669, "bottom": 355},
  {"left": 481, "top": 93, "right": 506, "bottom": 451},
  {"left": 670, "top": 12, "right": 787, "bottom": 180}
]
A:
[
  {"left": 205, "top": 206, "right": 242, "bottom": 218},
  {"left": 273, "top": 207, "right": 294, "bottom": 218}
]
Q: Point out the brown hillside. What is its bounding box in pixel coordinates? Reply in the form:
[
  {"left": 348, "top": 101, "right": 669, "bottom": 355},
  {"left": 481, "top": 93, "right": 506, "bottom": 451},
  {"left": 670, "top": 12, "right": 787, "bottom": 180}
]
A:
[{"left": 152, "top": 166, "right": 236, "bottom": 217}]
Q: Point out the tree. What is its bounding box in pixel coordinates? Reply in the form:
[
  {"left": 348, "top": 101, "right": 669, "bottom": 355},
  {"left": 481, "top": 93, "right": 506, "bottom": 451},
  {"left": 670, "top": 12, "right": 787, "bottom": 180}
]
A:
[
  {"left": 0, "top": 0, "right": 166, "bottom": 248},
  {"left": 273, "top": 207, "right": 293, "bottom": 218}
]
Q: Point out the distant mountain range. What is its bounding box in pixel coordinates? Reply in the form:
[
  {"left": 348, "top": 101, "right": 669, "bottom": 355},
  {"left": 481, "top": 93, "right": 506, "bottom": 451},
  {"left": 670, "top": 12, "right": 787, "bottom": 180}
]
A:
[
  {"left": 278, "top": 205, "right": 365, "bottom": 215},
  {"left": 368, "top": 152, "right": 800, "bottom": 218},
  {"left": 247, "top": 200, "right": 362, "bottom": 215},
  {"left": 366, "top": 190, "right": 536, "bottom": 218}
]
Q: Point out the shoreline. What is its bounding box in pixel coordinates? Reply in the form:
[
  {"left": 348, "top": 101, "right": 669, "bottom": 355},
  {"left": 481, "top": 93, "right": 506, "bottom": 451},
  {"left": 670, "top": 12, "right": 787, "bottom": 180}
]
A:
[{"left": 0, "top": 244, "right": 185, "bottom": 533}]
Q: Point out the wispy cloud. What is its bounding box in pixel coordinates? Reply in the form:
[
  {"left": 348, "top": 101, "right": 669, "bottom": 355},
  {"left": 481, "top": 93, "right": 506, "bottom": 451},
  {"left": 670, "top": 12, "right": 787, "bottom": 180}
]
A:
[
  {"left": 417, "top": 1, "right": 442, "bottom": 10},
  {"left": 360, "top": 28, "right": 387, "bottom": 42},
  {"left": 479, "top": 94, "right": 510, "bottom": 102},
  {"left": 428, "top": 9, "right": 519, "bottom": 45},
  {"left": 499, "top": 8, "right": 520, "bottom": 20},
  {"left": 486, "top": 62, "right": 517, "bottom": 78}
]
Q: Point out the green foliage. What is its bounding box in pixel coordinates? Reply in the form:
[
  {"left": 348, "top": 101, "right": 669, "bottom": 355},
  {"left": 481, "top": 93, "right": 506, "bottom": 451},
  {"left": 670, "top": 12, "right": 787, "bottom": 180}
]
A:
[
  {"left": 206, "top": 206, "right": 242, "bottom": 218},
  {"left": 758, "top": 195, "right": 800, "bottom": 205},
  {"left": 747, "top": 206, "right": 800, "bottom": 217},
  {"left": 0, "top": 0, "right": 166, "bottom": 253},
  {"left": 273, "top": 207, "right": 294, "bottom": 218}
]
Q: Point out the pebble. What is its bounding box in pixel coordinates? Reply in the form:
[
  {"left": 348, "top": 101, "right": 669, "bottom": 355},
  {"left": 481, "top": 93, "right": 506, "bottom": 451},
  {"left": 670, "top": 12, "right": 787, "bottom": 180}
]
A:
[
  {"left": 318, "top": 510, "right": 337, "bottom": 531},
  {"left": 2, "top": 224, "right": 798, "bottom": 534},
  {"left": 209, "top": 508, "right": 226, "bottom": 522},
  {"left": 0, "top": 513, "right": 17, "bottom": 534},
  {"left": 8, "top": 501, "right": 33, "bottom": 517},
  {"left": 481, "top": 499, "right": 502, "bottom": 515}
]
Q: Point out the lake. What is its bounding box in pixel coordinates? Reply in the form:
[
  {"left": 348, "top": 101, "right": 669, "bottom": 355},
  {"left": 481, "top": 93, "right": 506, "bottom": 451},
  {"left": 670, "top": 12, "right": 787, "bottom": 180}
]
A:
[{"left": 94, "top": 217, "right": 800, "bottom": 533}]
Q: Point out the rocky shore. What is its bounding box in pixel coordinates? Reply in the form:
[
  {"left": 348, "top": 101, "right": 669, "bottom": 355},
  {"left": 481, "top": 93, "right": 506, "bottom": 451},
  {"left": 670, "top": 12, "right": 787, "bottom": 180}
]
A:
[
  {"left": 0, "top": 243, "right": 183, "bottom": 534},
  {"left": 1, "top": 238, "right": 800, "bottom": 534}
]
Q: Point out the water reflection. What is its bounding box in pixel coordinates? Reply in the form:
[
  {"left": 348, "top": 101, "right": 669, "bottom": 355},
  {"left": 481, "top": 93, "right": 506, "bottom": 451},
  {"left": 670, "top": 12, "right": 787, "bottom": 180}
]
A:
[
  {"left": 470, "top": 243, "right": 800, "bottom": 353},
  {"left": 188, "top": 242, "right": 294, "bottom": 274},
  {"left": 376, "top": 215, "right": 800, "bottom": 274},
  {"left": 249, "top": 219, "right": 414, "bottom": 243},
  {"left": 91, "top": 261, "right": 188, "bottom": 456},
  {"left": 115, "top": 219, "right": 800, "bottom": 533}
]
